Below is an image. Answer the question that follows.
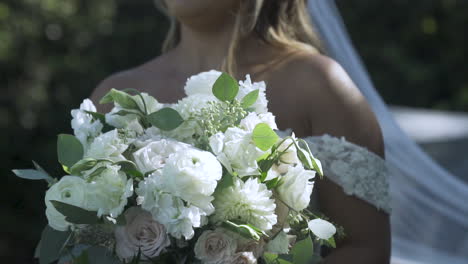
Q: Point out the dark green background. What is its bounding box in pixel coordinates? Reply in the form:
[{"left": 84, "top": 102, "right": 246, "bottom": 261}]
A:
[{"left": 1, "top": 0, "right": 467, "bottom": 261}]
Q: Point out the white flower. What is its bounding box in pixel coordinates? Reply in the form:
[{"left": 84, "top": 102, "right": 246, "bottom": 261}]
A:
[
  {"left": 184, "top": 70, "right": 222, "bottom": 96},
  {"left": 45, "top": 176, "right": 89, "bottom": 231},
  {"left": 136, "top": 174, "right": 209, "bottom": 240},
  {"left": 133, "top": 126, "right": 164, "bottom": 148},
  {"left": 308, "top": 219, "right": 336, "bottom": 240},
  {"left": 71, "top": 99, "right": 103, "bottom": 150},
  {"left": 132, "top": 139, "right": 190, "bottom": 174},
  {"left": 276, "top": 165, "right": 315, "bottom": 211},
  {"left": 209, "top": 127, "right": 265, "bottom": 177},
  {"left": 115, "top": 207, "right": 170, "bottom": 261},
  {"left": 237, "top": 75, "right": 268, "bottom": 114},
  {"left": 194, "top": 229, "right": 237, "bottom": 264},
  {"left": 230, "top": 252, "right": 257, "bottom": 264},
  {"left": 160, "top": 147, "right": 222, "bottom": 213},
  {"left": 86, "top": 164, "right": 133, "bottom": 218},
  {"left": 212, "top": 178, "right": 277, "bottom": 231},
  {"left": 239, "top": 112, "right": 277, "bottom": 132},
  {"left": 85, "top": 129, "right": 128, "bottom": 162}
]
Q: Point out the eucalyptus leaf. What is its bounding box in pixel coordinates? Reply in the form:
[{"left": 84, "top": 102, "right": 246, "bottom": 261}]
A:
[
  {"left": 12, "top": 169, "right": 53, "bottom": 183},
  {"left": 115, "top": 160, "right": 138, "bottom": 172},
  {"left": 266, "top": 231, "right": 290, "bottom": 254},
  {"left": 147, "top": 107, "right": 184, "bottom": 131},
  {"left": 221, "top": 220, "right": 263, "bottom": 241},
  {"left": 39, "top": 225, "right": 72, "bottom": 264},
  {"left": 99, "top": 91, "right": 114, "bottom": 104},
  {"left": 57, "top": 134, "right": 84, "bottom": 168},
  {"left": 51, "top": 200, "right": 99, "bottom": 225},
  {"left": 212, "top": 72, "right": 239, "bottom": 102},
  {"left": 291, "top": 235, "right": 314, "bottom": 264},
  {"left": 252, "top": 123, "right": 279, "bottom": 151},
  {"left": 241, "top": 89, "right": 259, "bottom": 108},
  {"left": 214, "top": 170, "right": 234, "bottom": 194},
  {"left": 110, "top": 89, "right": 140, "bottom": 110},
  {"left": 70, "top": 158, "right": 98, "bottom": 175}
]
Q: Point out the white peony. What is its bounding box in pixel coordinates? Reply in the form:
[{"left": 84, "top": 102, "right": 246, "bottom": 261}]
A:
[
  {"left": 132, "top": 139, "right": 190, "bottom": 174},
  {"left": 308, "top": 219, "right": 336, "bottom": 240},
  {"left": 212, "top": 178, "right": 277, "bottom": 232},
  {"left": 276, "top": 165, "right": 315, "bottom": 211},
  {"left": 230, "top": 252, "right": 257, "bottom": 264},
  {"left": 209, "top": 127, "right": 266, "bottom": 177},
  {"left": 184, "top": 70, "right": 222, "bottom": 96},
  {"left": 115, "top": 207, "right": 170, "bottom": 261},
  {"left": 194, "top": 229, "right": 237, "bottom": 264},
  {"left": 237, "top": 75, "right": 268, "bottom": 114},
  {"left": 71, "top": 99, "right": 103, "bottom": 150},
  {"left": 85, "top": 129, "right": 128, "bottom": 162},
  {"left": 136, "top": 174, "right": 209, "bottom": 240},
  {"left": 239, "top": 112, "right": 277, "bottom": 132},
  {"left": 45, "top": 176, "right": 89, "bottom": 231},
  {"left": 160, "top": 147, "right": 222, "bottom": 213},
  {"left": 86, "top": 164, "right": 133, "bottom": 218}
]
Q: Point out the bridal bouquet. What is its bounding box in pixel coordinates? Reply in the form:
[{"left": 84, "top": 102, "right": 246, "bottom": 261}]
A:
[{"left": 13, "top": 71, "right": 339, "bottom": 264}]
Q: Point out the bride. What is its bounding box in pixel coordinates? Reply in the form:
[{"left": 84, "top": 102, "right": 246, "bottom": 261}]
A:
[{"left": 91, "top": 0, "right": 391, "bottom": 263}]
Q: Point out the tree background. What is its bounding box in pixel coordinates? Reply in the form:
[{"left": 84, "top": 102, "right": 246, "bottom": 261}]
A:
[{"left": 1, "top": 0, "right": 467, "bottom": 261}]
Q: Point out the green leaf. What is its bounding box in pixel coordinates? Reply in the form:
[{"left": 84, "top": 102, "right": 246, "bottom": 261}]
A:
[
  {"left": 263, "top": 253, "right": 278, "bottom": 264},
  {"left": 326, "top": 236, "right": 336, "bottom": 248},
  {"left": 99, "top": 91, "right": 114, "bottom": 104},
  {"left": 214, "top": 170, "right": 234, "bottom": 194},
  {"left": 39, "top": 225, "right": 72, "bottom": 264},
  {"left": 70, "top": 158, "right": 98, "bottom": 175},
  {"left": 265, "top": 177, "right": 282, "bottom": 189},
  {"left": 212, "top": 72, "right": 239, "bottom": 102},
  {"left": 221, "top": 220, "right": 264, "bottom": 241},
  {"left": 241, "top": 89, "right": 259, "bottom": 108},
  {"left": 252, "top": 123, "right": 279, "bottom": 151},
  {"left": 266, "top": 231, "right": 290, "bottom": 254},
  {"left": 50, "top": 200, "right": 99, "bottom": 225},
  {"left": 57, "top": 134, "right": 84, "bottom": 168},
  {"left": 12, "top": 169, "right": 54, "bottom": 183},
  {"left": 291, "top": 235, "right": 314, "bottom": 264},
  {"left": 110, "top": 89, "right": 139, "bottom": 109},
  {"left": 115, "top": 160, "right": 138, "bottom": 172},
  {"left": 147, "top": 107, "right": 184, "bottom": 131}
]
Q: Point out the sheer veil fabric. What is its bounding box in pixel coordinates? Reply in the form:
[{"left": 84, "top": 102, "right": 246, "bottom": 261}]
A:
[{"left": 307, "top": 1, "right": 468, "bottom": 263}]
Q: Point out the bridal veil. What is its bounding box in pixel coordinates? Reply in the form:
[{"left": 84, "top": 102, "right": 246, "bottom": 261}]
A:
[{"left": 308, "top": 1, "right": 468, "bottom": 263}]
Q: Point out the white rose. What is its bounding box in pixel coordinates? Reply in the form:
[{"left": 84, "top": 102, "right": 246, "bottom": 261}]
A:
[
  {"left": 85, "top": 129, "right": 128, "bottom": 162},
  {"left": 276, "top": 165, "right": 315, "bottom": 211},
  {"left": 209, "top": 127, "right": 266, "bottom": 177},
  {"left": 230, "top": 252, "right": 257, "bottom": 264},
  {"left": 184, "top": 70, "right": 222, "bottom": 96},
  {"left": 237, "top": 75, "right": 268, "bottom": 114},
  {"left": 132, "top": 139, "right": 190, "bottom": 174},
  {"left": 161, "top": 147, "right": 222, "bottom": 213},
  {"left": 86, "top": 164, "right": 133, "bottom": 218},
  {"left": 115, "top": 207, "right": 170, "bottom": 261},
  {"left": 45, "top": 176, "right": 89, "bottom": 231},
  {"left": 194, "top": 229, "right": 237, "bottom": 264},
  {"left": 239, "top": 112, "right": 277, "bottom": 132},
  {"left": 71, "top": 99, "right": 103, "bottom": 150},
  {"left": 308, "top": 219, "right": 336, "bottom": 240}
]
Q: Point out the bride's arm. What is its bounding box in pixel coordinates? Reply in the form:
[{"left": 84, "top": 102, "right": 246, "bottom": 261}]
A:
[{"left": 278, "top": 53, "right": 391, "bottom": 263}]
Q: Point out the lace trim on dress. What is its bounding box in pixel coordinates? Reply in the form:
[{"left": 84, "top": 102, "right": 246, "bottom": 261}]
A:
[{"left": 278, "top": 130, "right": 391, "bottom": 213}]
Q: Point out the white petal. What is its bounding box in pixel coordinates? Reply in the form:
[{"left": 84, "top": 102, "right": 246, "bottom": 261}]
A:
[{"left": 307, "top": 219, "right": 336, "bottom": 240}]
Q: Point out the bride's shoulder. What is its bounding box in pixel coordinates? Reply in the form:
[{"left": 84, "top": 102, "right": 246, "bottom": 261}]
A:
[{"left": 271, "top": 50, "right": 384, "bottom": 157}]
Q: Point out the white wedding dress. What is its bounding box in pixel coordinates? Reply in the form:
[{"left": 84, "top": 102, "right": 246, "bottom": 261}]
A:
[{"left": 308, "top": 1, "right": 468, "bottom": 264}]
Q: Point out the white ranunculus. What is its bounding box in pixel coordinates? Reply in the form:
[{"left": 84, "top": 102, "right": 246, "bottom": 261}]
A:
[
  {"left": 45, "top": 176, "right": 89, "bottom": 231},
  {"left": 276, "top": 165, "right": 315, "bottom": 211},
  {"left": 161, "top": 147, "right": 222, "bottom": 213},
  {"left": 237, "top": 75, "right": 268, "bottom": 114},
  {"left": 230, "top": 252, "right": 257, "bottom": 264},
  {"left": 86, "top": 164, "right": 133, "bottom": 218},
  {"left": 209, "top": 127, "right": 266, "bottom": 177},
  {"left": 71, "top": 99, "right": 103, "bottom": 150},
  {"left": 212, "top": 178, "right": 277, "bottom": 232},
  {"left": 239, "top": 112, "right": 277, "bottom": 132},
  {"left": 184, "top": 70, "right": 222, "bottom": 96},
  {"left": 115, "top": 207, "right": 170, "bottom": 261},
  {"left": 85, "top": 129, "right": 128, "bottom": 162},
  {"left": 194, "top": 229, "right": 237, "bottom": 264},
  {"left": 307, "top": 219, "right": 336, "bottom": 240},
  {"left": 132, "top": 139, "right": 190, "bottom": 174},
  {"left": 136, "top": 175, "right": 208, "bottom": 240}
]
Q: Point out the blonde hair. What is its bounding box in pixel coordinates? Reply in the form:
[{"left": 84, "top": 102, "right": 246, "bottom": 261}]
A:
[{"left": 155, "top": 0, "right": 323, "bottom": 75}]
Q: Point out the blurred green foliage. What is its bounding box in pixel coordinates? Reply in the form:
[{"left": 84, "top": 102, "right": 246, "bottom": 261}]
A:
[{"left": 1, "top": 0, "right": 467, "bottom": 260}]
